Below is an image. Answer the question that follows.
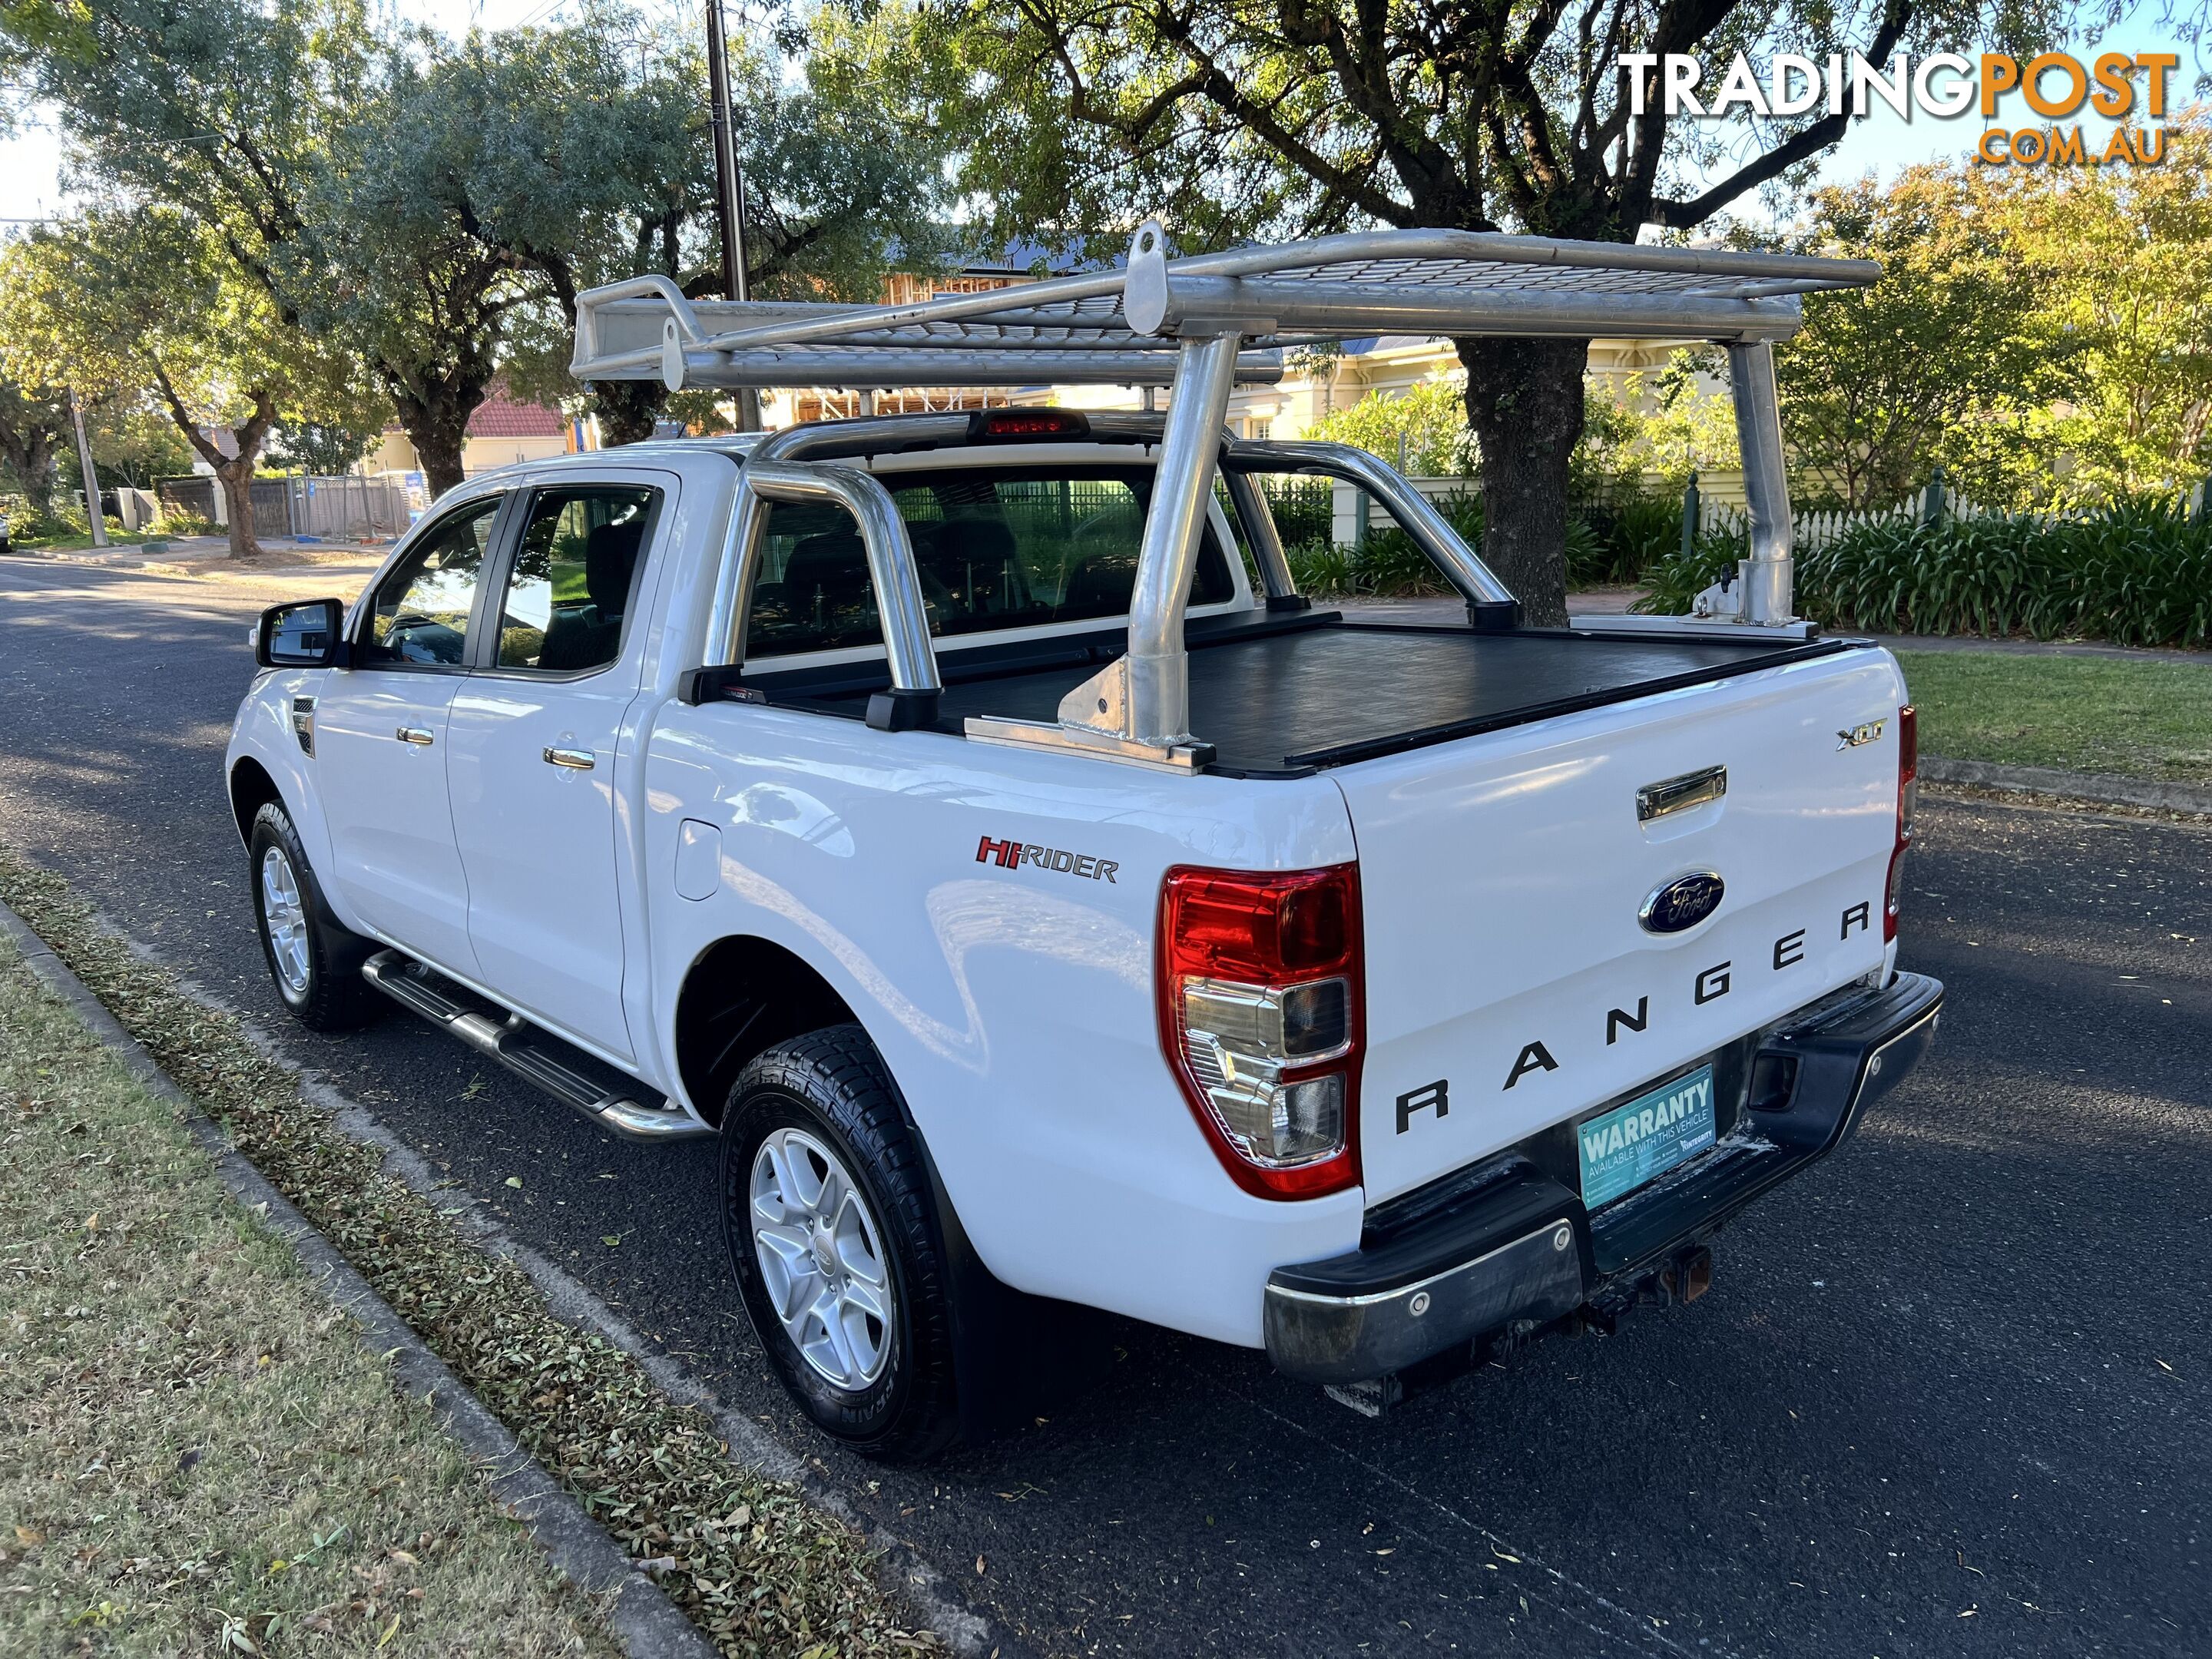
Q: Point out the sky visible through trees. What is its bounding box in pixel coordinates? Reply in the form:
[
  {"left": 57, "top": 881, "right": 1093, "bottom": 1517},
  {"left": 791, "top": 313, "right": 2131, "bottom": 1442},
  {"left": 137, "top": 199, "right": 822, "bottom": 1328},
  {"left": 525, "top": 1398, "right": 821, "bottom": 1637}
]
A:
[{"left": 0, "top": 4, "right": 2191, "bottom": 228}]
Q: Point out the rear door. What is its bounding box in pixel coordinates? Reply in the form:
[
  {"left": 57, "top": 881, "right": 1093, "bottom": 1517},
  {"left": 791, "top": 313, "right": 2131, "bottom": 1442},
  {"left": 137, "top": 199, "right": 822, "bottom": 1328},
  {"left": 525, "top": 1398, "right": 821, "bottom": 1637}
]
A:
[
  {"left": 1339, "top": 646, "right": 1908, "bottom": 1205},
  {"left": 443, "top": 475, "right": 665, "bottom": 1061},
  {"left": 313, "top": 493, "right": 505, "bottom": 976}
]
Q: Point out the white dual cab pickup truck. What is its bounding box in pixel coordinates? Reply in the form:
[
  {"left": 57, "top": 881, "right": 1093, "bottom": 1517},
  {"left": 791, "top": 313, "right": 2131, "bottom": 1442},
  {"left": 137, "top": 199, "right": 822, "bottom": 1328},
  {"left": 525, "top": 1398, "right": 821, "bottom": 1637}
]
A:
[{"left": 227, "top": 230, "right": 1942, "bottom": 1455}]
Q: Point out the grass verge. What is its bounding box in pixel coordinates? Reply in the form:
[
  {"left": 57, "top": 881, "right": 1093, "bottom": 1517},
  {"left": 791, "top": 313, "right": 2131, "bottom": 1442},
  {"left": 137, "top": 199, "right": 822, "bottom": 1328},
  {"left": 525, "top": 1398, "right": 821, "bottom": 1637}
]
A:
[
  {"left": 0, "top": 849, "right": 937, "bottom": 1657},
  {"left": 5, "top": 529, "right": 171, "bottom": 553},
  {"left": 1894, "top": 651, "right": 2212, "bottom": 786},
  {"left": 0, "top": 935, "right": 619, "bottom": 1655}
]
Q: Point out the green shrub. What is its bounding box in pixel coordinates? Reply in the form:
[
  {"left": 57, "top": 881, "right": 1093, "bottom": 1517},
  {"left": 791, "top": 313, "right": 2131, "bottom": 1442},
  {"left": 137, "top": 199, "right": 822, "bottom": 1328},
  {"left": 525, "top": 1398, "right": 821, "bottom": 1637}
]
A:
[
  {"left": 1571, "top": 489, "right": 1684, "bottom": 586},
  {"left": 1356, "top": 528, "right": 1452, "bottom": 594},
  {"left": 1281, "top": 531, "right": 1455, "bottom": 599},
  {"left": 1635, "top": 525, "right": 1746, "bottom": 614},
  {"left": 1634, "top": 497, "right": 2212, "bottom": 647},
  {"left": 162, "top": 511, "right": 218, "bottom": 538},
  {"left": 1285, "top": 538, "right": 1358, "bottom": 595},
  {"left": 1563, "top": 517, "right": 1611, "bottom": 587}
]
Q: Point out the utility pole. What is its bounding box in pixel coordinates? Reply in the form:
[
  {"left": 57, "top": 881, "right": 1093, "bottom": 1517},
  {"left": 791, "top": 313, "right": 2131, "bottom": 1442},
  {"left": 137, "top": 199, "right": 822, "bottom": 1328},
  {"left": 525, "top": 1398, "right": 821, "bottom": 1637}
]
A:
[
  {"left": 705, "top": 0, "right": 762, "bottom": 432},
  {"left": 66, "top": 389, "right": 107, "bottom": 549}
]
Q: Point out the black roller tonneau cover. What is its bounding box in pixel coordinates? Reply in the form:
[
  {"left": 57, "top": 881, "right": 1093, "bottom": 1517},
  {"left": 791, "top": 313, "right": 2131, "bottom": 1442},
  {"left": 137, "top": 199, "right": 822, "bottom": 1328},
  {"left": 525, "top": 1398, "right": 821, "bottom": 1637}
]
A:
[{"left": 743, "top": 611, "right": 1866, "bottom": 776}]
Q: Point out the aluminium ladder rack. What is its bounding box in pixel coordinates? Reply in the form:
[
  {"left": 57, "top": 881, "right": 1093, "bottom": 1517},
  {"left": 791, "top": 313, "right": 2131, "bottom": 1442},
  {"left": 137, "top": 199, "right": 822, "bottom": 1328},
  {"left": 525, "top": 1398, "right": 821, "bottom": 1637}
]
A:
[{"left": 571, "top": 221, "right": 1879, "bottom": 769}]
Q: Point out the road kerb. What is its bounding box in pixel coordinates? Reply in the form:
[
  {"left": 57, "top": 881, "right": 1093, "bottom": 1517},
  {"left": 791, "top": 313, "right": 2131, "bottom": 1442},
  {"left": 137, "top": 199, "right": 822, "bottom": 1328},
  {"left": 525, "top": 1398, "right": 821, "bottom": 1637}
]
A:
[
  {"left": 1920, "top": 756, "right": 2212, "bottom": 817},
  {"left": 0, "top": 896, "right": 718, "bottom": 1659},
  {"left": 0, "top": 884, "right": 1025, "bottom": 1659}
]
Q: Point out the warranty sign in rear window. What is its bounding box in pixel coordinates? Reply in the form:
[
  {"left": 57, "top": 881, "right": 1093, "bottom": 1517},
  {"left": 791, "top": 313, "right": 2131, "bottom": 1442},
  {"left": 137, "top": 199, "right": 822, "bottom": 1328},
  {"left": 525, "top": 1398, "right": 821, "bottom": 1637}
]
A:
[{"left": 1578, "top": 1065, "right": 1718, "bottom": 1208}]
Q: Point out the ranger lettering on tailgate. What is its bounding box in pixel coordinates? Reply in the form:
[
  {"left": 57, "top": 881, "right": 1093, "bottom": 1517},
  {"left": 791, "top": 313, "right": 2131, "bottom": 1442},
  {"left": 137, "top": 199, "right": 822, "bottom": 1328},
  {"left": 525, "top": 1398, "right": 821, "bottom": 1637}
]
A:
[{"left": 1396, "top": 898, "right": 1879, "bottom": 1130}]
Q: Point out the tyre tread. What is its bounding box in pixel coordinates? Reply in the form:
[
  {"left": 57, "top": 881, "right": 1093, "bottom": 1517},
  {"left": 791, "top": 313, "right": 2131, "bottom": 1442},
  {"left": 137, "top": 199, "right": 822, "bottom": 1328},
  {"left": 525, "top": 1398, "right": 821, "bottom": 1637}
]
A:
[
  {"left": 726, "top": 1025, "right": 961, "bottom": 1459},
  {"left": 248, "top": 801, "right": 381, "bottom": 1033}
]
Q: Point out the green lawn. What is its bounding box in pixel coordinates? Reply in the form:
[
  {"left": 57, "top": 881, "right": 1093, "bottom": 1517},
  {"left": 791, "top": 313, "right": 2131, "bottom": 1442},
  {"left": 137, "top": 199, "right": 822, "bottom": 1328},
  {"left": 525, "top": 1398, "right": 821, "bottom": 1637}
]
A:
[
  {"left": 5, "top": 528, "right": 174, "bottom": 553},
  {"left": 1894, "top": 651, "right": 2212, "bottom": 786},
  {"left": 0, "top": 939, "right": 617, "bottom": 1656}
]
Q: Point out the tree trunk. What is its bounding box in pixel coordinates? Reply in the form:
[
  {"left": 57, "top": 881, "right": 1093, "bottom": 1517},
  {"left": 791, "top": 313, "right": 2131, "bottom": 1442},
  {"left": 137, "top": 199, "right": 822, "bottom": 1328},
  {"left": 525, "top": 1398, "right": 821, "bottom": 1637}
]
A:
[
  {"left": 145, "top": 369, "right": 276, "bottom": 557},
  {"left": 389, "top": 386, "right": 482, "bottom": 500},
  {"left": 0, "top": 408, "right": 62, "bottom": 519},
  {"left": 1452, "top": 336, "right": 1588, "bottom": 628},
  {"left": 18, "top": 448, "right": 56, "bottom": 519},
  {"left": 590, "top": 380, "right": 667, "bottom": 447},
  {"left": 214, "top": 458, "right": 263, "bottom": 559}
]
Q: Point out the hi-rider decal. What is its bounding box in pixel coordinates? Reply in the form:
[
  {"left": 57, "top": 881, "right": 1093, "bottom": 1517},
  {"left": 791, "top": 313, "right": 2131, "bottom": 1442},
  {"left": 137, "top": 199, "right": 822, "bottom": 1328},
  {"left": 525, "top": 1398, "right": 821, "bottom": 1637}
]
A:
[
  {"left": 1395, "top": 896, "right": 1878, "bottom": 1133},
  {"left": 975, "top": 833, "right": 1120, "bottom": 883}
]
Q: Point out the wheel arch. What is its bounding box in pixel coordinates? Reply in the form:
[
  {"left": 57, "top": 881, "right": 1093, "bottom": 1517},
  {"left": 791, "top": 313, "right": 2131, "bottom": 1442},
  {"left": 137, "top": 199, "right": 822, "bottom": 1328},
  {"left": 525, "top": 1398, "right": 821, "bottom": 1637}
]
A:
[
  {"left": 672, "top": 933, "right": 864, "bottom": 1126},
  {"left": 228, "top": 755, "right": 285, "bottom": 846}
]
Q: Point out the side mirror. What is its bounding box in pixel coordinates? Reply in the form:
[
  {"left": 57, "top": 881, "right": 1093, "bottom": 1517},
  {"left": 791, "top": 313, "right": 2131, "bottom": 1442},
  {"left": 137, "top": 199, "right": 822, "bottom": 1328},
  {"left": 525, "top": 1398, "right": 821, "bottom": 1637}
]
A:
[{"left": 257, "top": 598, "right": 347, "bottom": 668}]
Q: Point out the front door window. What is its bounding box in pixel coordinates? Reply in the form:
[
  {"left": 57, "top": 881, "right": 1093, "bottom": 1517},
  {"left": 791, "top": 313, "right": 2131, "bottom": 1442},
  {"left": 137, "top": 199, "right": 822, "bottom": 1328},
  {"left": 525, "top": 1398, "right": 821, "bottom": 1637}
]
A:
[{"left": 361, "top": 499, "right": 501, "bottom": 667}]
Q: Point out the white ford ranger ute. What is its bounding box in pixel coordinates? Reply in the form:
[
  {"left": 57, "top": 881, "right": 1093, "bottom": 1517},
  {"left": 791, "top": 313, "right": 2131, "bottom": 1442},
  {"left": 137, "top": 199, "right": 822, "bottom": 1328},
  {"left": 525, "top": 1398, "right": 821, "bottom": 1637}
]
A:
[{"left": 227, "top": 227, "right": 1942, "bottom": 1455}]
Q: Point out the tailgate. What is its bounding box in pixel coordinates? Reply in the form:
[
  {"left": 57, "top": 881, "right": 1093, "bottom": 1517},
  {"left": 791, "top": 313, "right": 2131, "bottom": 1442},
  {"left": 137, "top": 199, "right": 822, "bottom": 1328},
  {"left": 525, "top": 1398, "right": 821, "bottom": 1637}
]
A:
[{"left": 1341, "top": 644, "right": 1906, "bottom": 1204}]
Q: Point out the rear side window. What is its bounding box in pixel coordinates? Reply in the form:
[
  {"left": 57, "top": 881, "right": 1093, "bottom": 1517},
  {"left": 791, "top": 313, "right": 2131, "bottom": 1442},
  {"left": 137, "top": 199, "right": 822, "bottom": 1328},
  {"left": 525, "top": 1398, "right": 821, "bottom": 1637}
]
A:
[
  {"left": 360, "top": 497, "right": 501, "bottom": 667},
  {"left": 495, "top": 485, "right": 658, "bottom": 673},
  {"left": 746, "top": 465, "right": 1237, "bottom": 659}
]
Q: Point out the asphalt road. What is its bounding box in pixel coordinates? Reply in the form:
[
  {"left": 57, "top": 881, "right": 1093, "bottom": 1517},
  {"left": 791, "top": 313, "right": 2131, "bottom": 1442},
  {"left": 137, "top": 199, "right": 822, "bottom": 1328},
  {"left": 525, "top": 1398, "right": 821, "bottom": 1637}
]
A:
[{"left": 3, "top": 554, "right": 2206, "bottom": 1658}]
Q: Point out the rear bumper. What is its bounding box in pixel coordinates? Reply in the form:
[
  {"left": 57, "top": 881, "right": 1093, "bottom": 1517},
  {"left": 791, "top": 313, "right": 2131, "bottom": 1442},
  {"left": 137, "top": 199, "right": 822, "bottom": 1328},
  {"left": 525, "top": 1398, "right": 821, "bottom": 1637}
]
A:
[{"left": 1263, "top": 971, "right": 1944, "bottom": 1385}]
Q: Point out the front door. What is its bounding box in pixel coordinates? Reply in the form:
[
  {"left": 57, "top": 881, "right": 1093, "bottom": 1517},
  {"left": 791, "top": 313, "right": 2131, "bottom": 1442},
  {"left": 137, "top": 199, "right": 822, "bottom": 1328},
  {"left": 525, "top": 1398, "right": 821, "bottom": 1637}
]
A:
[
  {"left": 445, "top": 480, "right": 662, "bottom": 1061},
  {"left": 313, "top": 493, "right": 504, "bottom": 976}
]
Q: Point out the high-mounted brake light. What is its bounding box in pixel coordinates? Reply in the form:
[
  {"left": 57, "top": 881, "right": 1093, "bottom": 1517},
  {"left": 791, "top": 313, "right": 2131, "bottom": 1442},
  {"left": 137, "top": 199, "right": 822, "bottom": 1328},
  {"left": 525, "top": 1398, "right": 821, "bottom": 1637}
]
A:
[
  {"left": 1158, "top": 865, "right": 1363, "bottom": 1200},
  {"left": 1886, "top": 704, "right": 1918, "bottom": 942},
  {"left": 967, "top": 409, "right": 1092, "bottom": 442}
]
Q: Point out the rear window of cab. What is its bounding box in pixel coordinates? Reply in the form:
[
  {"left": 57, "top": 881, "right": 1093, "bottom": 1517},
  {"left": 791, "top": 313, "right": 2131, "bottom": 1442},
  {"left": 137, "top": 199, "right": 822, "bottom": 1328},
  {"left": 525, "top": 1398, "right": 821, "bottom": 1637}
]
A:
[{"left": 745, "top": 464, "right": 1237, "bottom": 658}]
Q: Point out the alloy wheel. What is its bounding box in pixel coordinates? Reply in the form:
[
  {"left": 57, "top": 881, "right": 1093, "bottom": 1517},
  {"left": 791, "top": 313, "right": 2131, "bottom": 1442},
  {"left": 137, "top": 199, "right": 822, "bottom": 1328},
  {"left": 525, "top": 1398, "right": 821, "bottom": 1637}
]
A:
[
  {"left": 748, "top": 1126, "right": 896, "bottom": 1389},
  {"left": 260, "top": 844, "right": 312, "bottom": 995}
]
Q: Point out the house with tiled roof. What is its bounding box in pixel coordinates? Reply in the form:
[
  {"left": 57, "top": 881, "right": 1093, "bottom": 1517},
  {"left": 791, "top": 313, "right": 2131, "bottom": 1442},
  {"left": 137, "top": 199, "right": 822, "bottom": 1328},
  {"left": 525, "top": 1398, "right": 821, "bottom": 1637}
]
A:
[{"left": 368, "top": 382, "right": 587, "bottom": 480}]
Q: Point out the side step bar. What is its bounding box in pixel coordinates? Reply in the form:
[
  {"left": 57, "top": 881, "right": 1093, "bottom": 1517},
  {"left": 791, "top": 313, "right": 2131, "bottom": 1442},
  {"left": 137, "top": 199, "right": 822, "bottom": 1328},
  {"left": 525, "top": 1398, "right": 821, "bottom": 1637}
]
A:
[{"left": 361, "top": 950, "right": 711, "bottom": 1142}]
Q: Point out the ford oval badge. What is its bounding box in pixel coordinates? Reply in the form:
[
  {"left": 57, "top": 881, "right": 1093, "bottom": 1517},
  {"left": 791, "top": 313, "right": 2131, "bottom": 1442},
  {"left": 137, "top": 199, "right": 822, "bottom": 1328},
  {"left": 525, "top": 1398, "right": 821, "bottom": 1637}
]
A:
[{"left": 1641, "top": 871, "right": 1725, "bottom": 934}]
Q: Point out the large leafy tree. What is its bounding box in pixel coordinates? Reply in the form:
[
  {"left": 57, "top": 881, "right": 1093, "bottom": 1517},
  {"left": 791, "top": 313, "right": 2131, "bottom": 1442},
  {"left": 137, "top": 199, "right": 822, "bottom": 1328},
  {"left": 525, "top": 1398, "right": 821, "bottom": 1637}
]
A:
[
  {"left": 939, "top": 0, "right": 2062, "bottom": 621},
  {"left": 0, "top": 376, "right": 71, "bottom": 518},
  {"left": 1783, "top": 118, "right": 2212, "bottom": 511},
  {"left": 1999, "top": 114, "right": 2212, "bottom": 500},
  {"left": 8, "top": 0, "right": 962, "bottom": 487},
  {"left": 6, "top": 212, "right": 375, "bottom": 557},
  {"left": 1778, "top": 165, "right": 2061, "bottom": 509},
  {"left": 435, "top": 1, "right": 963, "bottom": 443}
]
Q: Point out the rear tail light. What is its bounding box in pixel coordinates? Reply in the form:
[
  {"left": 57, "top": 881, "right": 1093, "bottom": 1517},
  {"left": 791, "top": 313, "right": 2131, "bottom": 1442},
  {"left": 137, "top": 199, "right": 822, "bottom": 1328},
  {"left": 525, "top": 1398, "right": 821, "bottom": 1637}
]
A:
[
  {"left": 1886, "top": 704, "right": 1918, "bottom": 941},
  {"left": 1158, "top": 865, "right": 1363, "bottom": 1199}
]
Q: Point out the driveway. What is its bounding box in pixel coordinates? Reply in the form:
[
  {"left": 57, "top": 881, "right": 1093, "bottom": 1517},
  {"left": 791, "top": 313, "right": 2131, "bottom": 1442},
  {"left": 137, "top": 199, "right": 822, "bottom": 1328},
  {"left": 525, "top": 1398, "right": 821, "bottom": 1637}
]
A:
[{"left": 2, "top": 558, "right": 2205, "bottom": 1657}]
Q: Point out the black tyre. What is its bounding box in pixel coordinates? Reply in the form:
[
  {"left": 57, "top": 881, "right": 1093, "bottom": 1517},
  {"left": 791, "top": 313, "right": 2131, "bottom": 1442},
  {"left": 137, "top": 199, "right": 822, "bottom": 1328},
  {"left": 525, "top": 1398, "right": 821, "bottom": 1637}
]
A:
[
  {"left": 247, "top": 801, "right": 381, "bottom": 1032},
  {"left": 720, "top": 1025, "right": 960, "bottom": 1459}
]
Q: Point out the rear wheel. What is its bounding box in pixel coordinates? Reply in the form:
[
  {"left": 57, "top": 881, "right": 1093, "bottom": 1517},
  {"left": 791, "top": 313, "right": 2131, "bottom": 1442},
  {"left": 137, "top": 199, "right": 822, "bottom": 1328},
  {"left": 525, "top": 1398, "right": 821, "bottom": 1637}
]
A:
[
  {"left": 247, "top": 802, "right": 380, "bottom": 1032},
  {"left": 720, "top": 1025, "right": 959, "bottom": 1459}
]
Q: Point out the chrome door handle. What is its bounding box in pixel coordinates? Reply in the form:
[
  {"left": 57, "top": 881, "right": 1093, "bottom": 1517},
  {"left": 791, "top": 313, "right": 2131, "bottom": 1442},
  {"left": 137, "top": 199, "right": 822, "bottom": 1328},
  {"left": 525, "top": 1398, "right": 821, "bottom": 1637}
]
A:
[
  {"left": 542, "top": 746, "right": 595, "bottom": 770},
  {"left": 396, "top": 726, "right": 435, "bottom": 746}
]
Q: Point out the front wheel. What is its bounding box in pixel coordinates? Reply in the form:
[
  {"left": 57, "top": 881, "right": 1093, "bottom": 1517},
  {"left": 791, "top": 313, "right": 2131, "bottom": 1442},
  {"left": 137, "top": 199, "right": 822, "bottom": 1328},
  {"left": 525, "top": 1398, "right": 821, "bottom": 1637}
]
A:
[
  {"left": 247, "top": 801, "right": 380, "bottom": 1032},
  {"left": 720, "top": 1026, "right": 960, "bottom": 1459}
]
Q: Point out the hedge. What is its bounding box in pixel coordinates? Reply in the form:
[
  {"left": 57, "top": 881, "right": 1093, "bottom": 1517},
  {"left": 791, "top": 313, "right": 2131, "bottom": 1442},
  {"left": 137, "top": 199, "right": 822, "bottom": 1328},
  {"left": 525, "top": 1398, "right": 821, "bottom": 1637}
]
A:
[{"left": 1637, "top": 498, "right": 2212, "bottom": 649}]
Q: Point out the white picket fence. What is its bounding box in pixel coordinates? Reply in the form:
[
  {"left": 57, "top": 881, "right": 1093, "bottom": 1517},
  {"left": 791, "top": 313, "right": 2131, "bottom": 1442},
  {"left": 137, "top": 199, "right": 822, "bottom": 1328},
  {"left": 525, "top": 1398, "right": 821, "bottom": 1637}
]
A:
[
  {"left": 1327, "top": 474, "right": 2005, "bottom": 551},
  {"left": 1695, "top": 491, "right": 1989, "bottom": 551}
]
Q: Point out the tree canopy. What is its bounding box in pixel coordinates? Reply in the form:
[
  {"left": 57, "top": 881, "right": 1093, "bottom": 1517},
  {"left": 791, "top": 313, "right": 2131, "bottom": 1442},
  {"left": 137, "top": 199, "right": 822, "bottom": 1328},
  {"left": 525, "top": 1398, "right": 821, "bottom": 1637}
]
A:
[
  {"left": 934, "top": 0, "right": 2067, "bottom": 620},
  {"left": 7, "top": 0, "right": 961, "bottom": 496},
  {"left": 3, "top": 210, "right": 375, "bottom": 555},
  {"left": 1782, "top": 118, "right": 2212, "bottom": 511}
]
